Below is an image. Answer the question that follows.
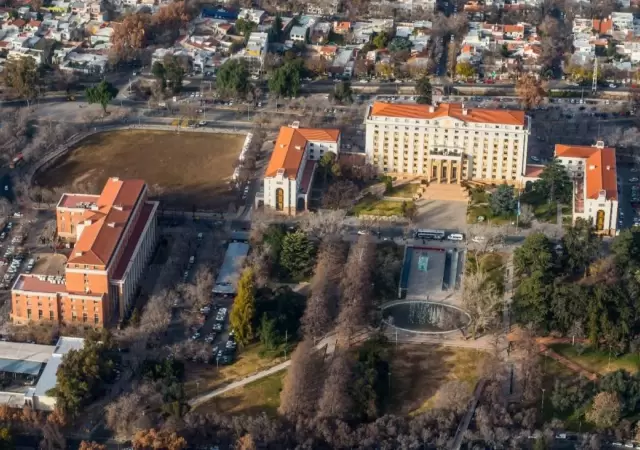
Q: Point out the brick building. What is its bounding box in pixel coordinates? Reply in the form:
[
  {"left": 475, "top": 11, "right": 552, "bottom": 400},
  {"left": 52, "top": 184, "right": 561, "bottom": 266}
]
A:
[{"left": 11, "top": 177, "right": 158, "bottom": 327}]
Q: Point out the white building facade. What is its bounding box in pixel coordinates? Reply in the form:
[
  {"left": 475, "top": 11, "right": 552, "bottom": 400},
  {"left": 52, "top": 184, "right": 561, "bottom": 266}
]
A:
[
  {"left": 262, "top": 124, "right": 340, "bottom": 215},
  {"left": 555, "top": 143, "right": 618, "bottom": 235},
  {"left": 365, "top": 102, "right": 531, "bottom": 185}
]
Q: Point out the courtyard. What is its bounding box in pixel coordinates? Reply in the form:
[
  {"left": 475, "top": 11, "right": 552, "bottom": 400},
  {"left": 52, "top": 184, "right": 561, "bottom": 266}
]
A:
[{"left": 35, "top": 130, "right": 246, "bottom": 211}]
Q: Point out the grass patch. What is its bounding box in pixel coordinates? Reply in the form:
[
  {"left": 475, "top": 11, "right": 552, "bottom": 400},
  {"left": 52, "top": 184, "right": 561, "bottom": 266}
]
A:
[
  {"left": 467, "top": 251, "right": 505, "bottom": 294},
  {"left": 35, "top": 130, "right": 245, "bottom": 210},
  {"left": 470, "top": 189, "right": 489, "bottom": 205},
  {"left": 352, "top": 194, "right": 410, "bottom": 217},
  {"left": 195, "top": 371, "right": 285, "bottom": 416},
  {"left": 549, "top": 343, "right": 640, "bottom": 375},
  {"left": 466, "top": 188, "right": 515, "bottom": 225},
  {"left": 386, "top": 344, "right": 488, "bottom": 415},
  {"left": 387, "top": 183, "right": 419, "bottom": 198},
  {"left": 184, "top": 343, "right": 287, "bottom": 398}
]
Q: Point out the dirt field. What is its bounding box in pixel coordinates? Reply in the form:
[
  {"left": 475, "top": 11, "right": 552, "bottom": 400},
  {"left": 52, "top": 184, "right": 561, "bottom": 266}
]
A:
[{"left": 35, "top": 130, "right": 245, "bottom": 210}]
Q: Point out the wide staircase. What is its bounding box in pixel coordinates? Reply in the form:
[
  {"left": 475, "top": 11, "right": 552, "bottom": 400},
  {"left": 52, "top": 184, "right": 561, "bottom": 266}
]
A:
[{"left": 418, "top": 183, "right": 469, "bottom": 202}]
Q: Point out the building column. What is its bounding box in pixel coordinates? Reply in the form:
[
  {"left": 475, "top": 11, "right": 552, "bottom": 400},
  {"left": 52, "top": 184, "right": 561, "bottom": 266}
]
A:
[
  {"left": 436, "top": 161, "right": 442, "bottom": 183},
  {"left": 447, "top": 163, "right": 452, "bottom": 184},
  {"left": 457, "top": 161, "right": 462, "bottom": 184},
  {"left": 427, "top": 159, "right": 433, "bottom": 182}
]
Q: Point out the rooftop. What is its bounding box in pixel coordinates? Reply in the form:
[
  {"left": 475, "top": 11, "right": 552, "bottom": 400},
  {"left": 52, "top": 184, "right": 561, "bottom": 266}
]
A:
[
  {"left": 112, "top": 202, "right": 157, "bottom": 281},
  {"left": 33, "top": 337, "right": 84, "bottom": 397},
  {"left": 555, "top": 144, "right": 617, "bottom": 201},
  {"left": 13, "top": 275, "right": 64, "bottom": 294},
  {"left": 67, "top": 178, "right": 146, "bottom": 266},
  {"left": 265, "top": 126, "right": 340, "bottom": 179},
  {"left": 369, "top": 102, "right": 526, "bottom": 126},
  {"left": 57, "top": 193, "right": 100, "bottom": 209}
]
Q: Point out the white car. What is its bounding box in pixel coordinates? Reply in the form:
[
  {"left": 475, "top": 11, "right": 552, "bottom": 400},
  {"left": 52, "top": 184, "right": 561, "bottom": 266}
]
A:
[
  {"left": 357, "top": 230, "right": 369, "bottom": 235},
  {"left": 609, "top": 83, "right": 617, "bottom": 88},
  {"left": 198, "top": 121, "right": 207, "bottom": 126},
  {"left": 630, "top": 178, "right": 639, "bottom": 183},
  {"left": 472, "top": 236, "right": 486, "bottom": 243},
  {"left": 530, "top": 156, "right": 540, "bottom": 162},
  {"left": 447, "top": 233, "right": 464, "bottom": 241}
]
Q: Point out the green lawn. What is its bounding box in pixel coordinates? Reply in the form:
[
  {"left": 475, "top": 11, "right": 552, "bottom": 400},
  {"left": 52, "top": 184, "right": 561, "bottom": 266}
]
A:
[
  {"left": 466, "top": 188, "right": 514, "bottom": 225},
  {"left": 549, "top": 343, "right": 640, "bottom": 375},
  {"left": 387, "top": 183, "right": 419, "bottom": 198},
  {"left": 352, "top": 195, "right": 411, "bottom": 217},
  {"left": 195, "top": 371, "right": 285, "bottom": 416}
]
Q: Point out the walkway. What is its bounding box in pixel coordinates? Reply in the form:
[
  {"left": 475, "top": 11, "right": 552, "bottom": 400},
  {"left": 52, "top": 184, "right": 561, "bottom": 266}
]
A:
[{"left": 188, "top": 333, "right": 337, "bottom": 409}]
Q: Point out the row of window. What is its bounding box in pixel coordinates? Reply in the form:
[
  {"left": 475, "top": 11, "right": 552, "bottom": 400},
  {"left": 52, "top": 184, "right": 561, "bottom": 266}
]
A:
[
  {"left": 371, "top": 121, "right": 524, "bottom": 131},
  {"left": 20, "top": 309, "right": 100, "bottom": 323}
]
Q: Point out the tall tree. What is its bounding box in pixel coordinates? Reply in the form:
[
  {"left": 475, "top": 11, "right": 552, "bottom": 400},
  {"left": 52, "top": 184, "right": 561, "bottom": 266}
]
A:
[
  {"left": 317, "top": 350, "right": 354, "bottom": 419},
  {"left": 152, "top": 61, "right": 167, "bottom": 90},
  {"left": 562, "top": 218, "right": 600, "bottom": 277},
  {"left": 415, "top": 75, "right": 432, "bottom": 104},
  {"left": 302, "top": 239, "right": 345, "bottom": 340},
  {"left": 336, "top": 236, "right": 375, "bottom": 338},
  {"left": 279, "top": 230, "right": 314, "bottom": 280},
  {"left": 229, "top": 268, "right": 256, "bottom": 346},
  {"left": 3, "top": 58, "right": 40, "bottom": 105},
  {"left": 268, "top": 59, "right": 303, "bottom": 98},
  {"left": 490, "top": 184, "right": 517, "bottom": 217},
  {"left": 536, "top": 159, "right": 572, "bottom": 204},
  {"left": 109, "top": 12, "right": 151, "bottom": 62},
  {"left": 516, "top": 74, "right": 546, "bottom": 110},
  {"left": 331, "top": 81, "right": 353, "bottom": 104},
  {"left": 216, "top": 59, "right": 249, "bottom": 99},
  {"left": 278, "top": 339, "right": 324, "bottom": 419},
  {"left": 85, "top": 81, "right": 117, "bottom": 114}
]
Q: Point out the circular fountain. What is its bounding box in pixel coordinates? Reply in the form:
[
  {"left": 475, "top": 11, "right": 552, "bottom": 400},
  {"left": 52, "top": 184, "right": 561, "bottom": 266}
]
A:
[{"left": 381, "top": 300, "right": 471, "bottom": 335}]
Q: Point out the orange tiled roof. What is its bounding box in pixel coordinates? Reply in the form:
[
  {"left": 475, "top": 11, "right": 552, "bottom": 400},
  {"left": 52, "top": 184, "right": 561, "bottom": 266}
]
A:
[
  {"left": 504, "top": 24, "right": 524, "bottom": 33},
  {"left": 334, "top": 21, "right": 351, "bottom": 31},
  {"left": 593, "top": 18, "right": 612, "bottom": 34},
  {"left": 555, "top": 144, "right": 617, "bottom": 201},
  {"left": 370, "top": 102, "right": 526, "bottom": 126},
  {"left": 67, "top": 178, "right": 145, "bottom": 266},
  {"left": 11, "top": 19, "right": 25, "bottom": 27},
  {"left": 265, "top": 127, "right": 340, "bottom": 179}
]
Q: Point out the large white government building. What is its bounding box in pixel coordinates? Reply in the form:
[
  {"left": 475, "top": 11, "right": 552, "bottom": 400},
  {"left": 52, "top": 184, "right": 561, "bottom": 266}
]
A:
[{"left": 364, "top": 102, "right": 531, "bottom": 184}]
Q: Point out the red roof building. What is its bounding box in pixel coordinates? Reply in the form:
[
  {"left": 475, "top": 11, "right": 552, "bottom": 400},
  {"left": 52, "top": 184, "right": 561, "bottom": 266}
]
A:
[{"left": 11, "top": 178, "right": 159, "bottom": 327}]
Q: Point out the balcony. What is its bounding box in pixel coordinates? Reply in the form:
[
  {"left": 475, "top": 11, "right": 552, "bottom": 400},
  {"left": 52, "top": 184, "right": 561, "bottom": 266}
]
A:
[{"left": 429, "top": 148, "right": 464, "bottom": 161}]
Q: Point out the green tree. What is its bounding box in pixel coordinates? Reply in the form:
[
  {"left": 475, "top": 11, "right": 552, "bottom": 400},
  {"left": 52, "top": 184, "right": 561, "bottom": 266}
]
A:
[
  {"left": 235, "top": 17, "right": 256, "bottom": 40},
  {"left": 332, "top": 80, "right": 353, "bottom": 104},
  {"left": 229, "top": 268, "right": 256, "bottom": 346},
  {"left": 85, "top": 80, "right": 117, "bottom": 114},
  {"left": 269, "top": 14, "right": 283, "bottom": 42},
  {"left": 562, "top": 218, "right": 600, "bottom": 276},
  {"left": 48, "top": 332, "right": 115, "bottom": 417},
  {"left": 216, "top": 59, "right": 249, "bottom": 99},
  {"left": 372, "top": 31, "right": 390, "bottom": 49},
  {"left": 279, "top": 230, "right": 314, "bottom": 280},
  {"left": 0, "top": 428, "right": 11, "bottom": 450},
  {"left": 535, "top": 158, "right": 572, "bottom": 204},
  {"left": 514, "top": 232, "right": 554, "bottom": 277},
  {"left": 455, "top": 62, "right": 476, "bottom": 78},
  {"left": 3, "top": 57, "right": 40, "bottom": 105},
  {"left": 388, "top": 37, "right": 412, "bottom": 53},
  {"left": 268, "top": 59, "right": 303, "bottom": 98},
  {"left": 258, "top": 313, "right": 278, "bottom": 350},
  {"left": 164, "top": 56, "right": 185, "bottom": 93},
  {"left": 490, "top": 184, "right": 517, "bottom": 217},
  {"left": 151, "top": 61, "right": 167, "bottom": 90},
  {"left": 415, "top": 75, "right": 432, "bottom": 104}
]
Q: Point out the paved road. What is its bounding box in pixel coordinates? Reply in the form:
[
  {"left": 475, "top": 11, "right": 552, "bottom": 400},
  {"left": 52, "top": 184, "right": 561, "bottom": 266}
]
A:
[{"left": 450, "top": 379, "right": 486, "bottom": 450}]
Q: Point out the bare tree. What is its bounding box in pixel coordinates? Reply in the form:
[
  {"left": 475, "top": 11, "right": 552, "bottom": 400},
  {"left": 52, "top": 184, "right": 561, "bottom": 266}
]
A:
[
  {"left": 302, "top": 239, "right": 346, "bottom": 340},
  {"left": 299, "top": 210, "right": 347, "bottom": 241},
  {"left": 336, "top": 236, "right": 375, "bottom": 339},
  {"left": 278, "top": 339, "right": 325, "bottom": 419},
  {"left": 462, "top": 267, "right": 503, "bottom": 339},
  {"left": 317, "top": 350, "right": 354, "bottom": 419},
  {"left": 138, "top": 290, "right": 172, "bottom": 337},
  {"left": 105, "top": 391, "right": 145, "bottom": 439}
]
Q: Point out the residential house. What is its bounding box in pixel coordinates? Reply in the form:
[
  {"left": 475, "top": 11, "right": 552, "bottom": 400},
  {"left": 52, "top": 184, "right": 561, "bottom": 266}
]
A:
[
  {"left": 333, "top": 20, "right": 351, "bottom": 34},
  {"left": 237, "top": 8, "right": 266, "bottom": 24},
  {"left": 239, "top": 31, "right": 268, "bottom": 75}
]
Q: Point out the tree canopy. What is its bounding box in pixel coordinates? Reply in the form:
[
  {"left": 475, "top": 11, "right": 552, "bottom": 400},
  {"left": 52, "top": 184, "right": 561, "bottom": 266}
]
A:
[
  {"left": 490, "top": 184, "right": 517, "bottom": 217},
  {"left": 229, "top": 268, "right": 256, "bottom": 346},
  {"left": 331, "top": 81, "right": 353, "bottom": 104},
  {"left": 3, "top": 58, "right": 40, "bottom": 104},
  {"left": 415, "top": 75, "right": 432, "bottom": 105},
  {"left": 85, "top": 80, "right": 118, "bottom": 113},
  {"left": 216, "top": 59, "right": 250, "bottom": 99},
  {"left": 268, "top": 59, "right": 303, "bottom": 98}
]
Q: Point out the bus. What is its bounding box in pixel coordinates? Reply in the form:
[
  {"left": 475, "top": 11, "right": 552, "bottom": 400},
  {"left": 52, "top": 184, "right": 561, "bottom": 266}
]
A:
[{"left": 415, "top": 229, "right": 445, "bottom": 240}]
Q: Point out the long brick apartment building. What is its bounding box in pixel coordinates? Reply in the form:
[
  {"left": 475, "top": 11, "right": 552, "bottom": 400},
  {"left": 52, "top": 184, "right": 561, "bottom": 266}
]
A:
[{"left": 11, "top": 177, "right": 158, "bottom": 327}]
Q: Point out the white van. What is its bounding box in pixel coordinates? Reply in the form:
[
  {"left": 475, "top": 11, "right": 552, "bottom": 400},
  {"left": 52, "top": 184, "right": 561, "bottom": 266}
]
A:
[{"left": 447, "top": 233, "right": 464, "bottom": 241}]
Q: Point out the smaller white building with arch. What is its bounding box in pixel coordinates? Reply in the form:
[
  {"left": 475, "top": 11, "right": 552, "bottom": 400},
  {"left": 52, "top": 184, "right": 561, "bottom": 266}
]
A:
[
  {"left": 555, "top": 142, "right": 618, "bottom": 235},
  {"left": 262, "top": 124, "right": 341, "bottom": 215}
]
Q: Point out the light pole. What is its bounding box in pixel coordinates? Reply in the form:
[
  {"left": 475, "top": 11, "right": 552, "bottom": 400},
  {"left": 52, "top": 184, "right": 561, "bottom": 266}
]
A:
[
  {"left": 541, "top": 388, "right": 546, "bottom": 412},
  {"left": 196, "top": 380, "right": 200, "bottom": 396}
]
